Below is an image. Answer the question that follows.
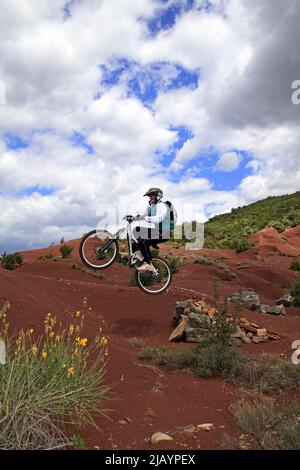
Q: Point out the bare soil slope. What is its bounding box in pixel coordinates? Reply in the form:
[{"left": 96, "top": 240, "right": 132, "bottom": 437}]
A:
[{"left": 1, "top": 227, "right": 300, "bottom": 450}]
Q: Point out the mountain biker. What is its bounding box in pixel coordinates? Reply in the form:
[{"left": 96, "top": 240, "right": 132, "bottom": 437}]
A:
[{"left": 133, "top": 187, "right": 173, "bottom": 272}]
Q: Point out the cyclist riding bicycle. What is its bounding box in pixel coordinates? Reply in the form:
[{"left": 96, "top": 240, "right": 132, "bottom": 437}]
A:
[{"left": 133, "top": 187, "right": 176, "bottom": 272}]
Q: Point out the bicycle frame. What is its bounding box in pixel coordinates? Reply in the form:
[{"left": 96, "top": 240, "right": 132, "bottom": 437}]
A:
[{"left": 96, "top": 220, "right": 137, "bottom": 267}]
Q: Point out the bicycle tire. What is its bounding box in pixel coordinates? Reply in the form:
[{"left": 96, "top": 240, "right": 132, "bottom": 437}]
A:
[
  {"left": 79, "top": 229, "right": 119, "bottom": 270},
  {"left": 135, "top": 256, "right": 172, "bottom": 295}
]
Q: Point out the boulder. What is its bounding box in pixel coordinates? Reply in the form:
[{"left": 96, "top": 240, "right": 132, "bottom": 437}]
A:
[
  {"left": 169, "top": 317, "right": 186, "bottom": 342},
  {"left": 232, "top": 326, "right": 246, "bottom": 338},
  {"left": 257, "top": 328, "right": 268, "bottom": 337},
  {"left": 172, "top": 300, "right": 190, "bottom": 325},
  {"left": 252, "top": 335, "right": 269, "bottom": 343},
  {"left": 241, "top": 336, "right": 252, "bottom": 344},
  {"left": 231, "top": 337, "right": 242, "bottom": 347},
  {"left": 187, "top": 312, "right": 211, "bottom": 328},
  {"left": 276, "top": 294, "right": 294, "bottom": 307},
  {"left": 184, "top": 325, "right": 205, "bottom": 343},
  {"left": 260, "top": 304, "right": 286, "bottom": 315},
  {"left": 228, "top": 290, "right": 260, "bottom": 311}
]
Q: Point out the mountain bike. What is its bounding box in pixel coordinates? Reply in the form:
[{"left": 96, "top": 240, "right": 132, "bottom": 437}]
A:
[{"left": 79, "top": 215, "right": 172, "bottom": 295}]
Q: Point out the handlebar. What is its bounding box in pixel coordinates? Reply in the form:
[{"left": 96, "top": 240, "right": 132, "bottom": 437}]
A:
[{"left": 123, "top": 214, "right": 144, "bottom": 223}]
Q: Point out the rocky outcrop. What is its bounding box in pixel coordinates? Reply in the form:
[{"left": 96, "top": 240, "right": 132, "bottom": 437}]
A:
[
  {"left": 260, "top": 304, "right": 286, "bottom": 315},
  {"left": 228, "top": 290, "right": 260, "bottom": 310},
  {"left": 228, "top": 290, "right": 287, "bottom": 315},
  {"left": 169, "top": 299, "right": 281, "bottom": 345},
  {"left": 276, "top": 294, "right": 294, "bottom": 307}
]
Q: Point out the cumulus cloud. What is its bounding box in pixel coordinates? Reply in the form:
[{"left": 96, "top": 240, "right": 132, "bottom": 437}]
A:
[
  {"left": 215, "top": 151, "right": 241, "bottom": 172},
  {"left": 0, "top": 0, "right": 299, "bottom": 250}
]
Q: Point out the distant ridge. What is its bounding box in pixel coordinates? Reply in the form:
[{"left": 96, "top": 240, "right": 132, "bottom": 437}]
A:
[{"left": 203, "top": 191, "right": 300, "bottom": 251}]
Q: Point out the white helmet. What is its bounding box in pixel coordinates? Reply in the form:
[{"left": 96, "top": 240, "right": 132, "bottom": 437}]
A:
[{"left": 143, "top": 187, "right": 163, "bottom": 202}]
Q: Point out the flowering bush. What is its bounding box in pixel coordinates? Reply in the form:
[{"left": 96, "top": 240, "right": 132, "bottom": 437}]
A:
[{"left": 0, "top": 303, "right": 111, "bottom": 449}]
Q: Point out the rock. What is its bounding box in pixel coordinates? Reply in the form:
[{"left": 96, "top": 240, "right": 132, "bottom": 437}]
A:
[
  {"left": 252, "top": 335, "right": 268, "bottom": 343},
  {"left": 118, "top": 419, "right": 128, "bottom": 425},
  {"left": 169, "top": 317, "right": 186, "bottom": 342},
  {"left": 228, "top": 290, "right": 260, "bottom": 310},
  {"left": 187, "top": 312, "right": 211, "bottom": 328},
  {"left": 232, "top": 326, "right": 246, "bottom": 338},
  {"left": 197, "top": 423, "right": 215, "bottom": 431},
  {"left": 231, "top": 337, "right": 242, "bottom": 346},
  {"left": 184, "top": 325, "right": 205, "bottom": 343},
  {"left": 189, "top": 302, "right": 205, "bottom": 314},
  {"left": 260, "top": 304, "right": 286, "bottom": 315},
  {"left": 206, "top": 307, "right": 217, "bottom": 318},
  {"left": 151, "top": 432, "right": 173, "bottom": 444},
  {"left": 257, "top": 328, "right": 268, "bottom": 337},
  {"left": 193, "top": 300, "right": 207, "bottom": 309},
  {"left": 241, "top": 335, "right": 252, "bottom": 344},
  {"left": 276, "top": 294, "right": 294, "bottom": 307},
  {"left": 247, "top": 332, "right": 254, "bottom": 338},
  {"left": 236, "top": 263, "right": 251, "bottom": 270},
  {"left": 172, "top": 300, "right": 190, "bottom": 325}
]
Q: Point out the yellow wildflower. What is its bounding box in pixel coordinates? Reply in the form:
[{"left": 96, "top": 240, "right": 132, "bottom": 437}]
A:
[
  {"left": 75, "top": 311, "right": 81, "bottom": 317},
  {"left": 32, "top": 345, "right": 37, "bottom": 355},
  {"left": 69, "top": 324, "right": 75, "bottom": 335},
  {"left": 49, "top": 331, "right": 55, "bottom": 338},
  {"left": 76, "top": 337, "right": 88, "bottom": 347},
  {"left": 29, "top": 329, "right": 34, "bottom": 335},
  {"left": 67, "top": 367, "right": 74, "bottom": 378},
  {"left": 42, "top": 351, "right": 47, "bottom": 359}
]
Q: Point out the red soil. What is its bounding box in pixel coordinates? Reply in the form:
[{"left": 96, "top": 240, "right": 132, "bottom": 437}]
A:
[{"left": 1, "top": 228, "right": 300, "bottom": 450}]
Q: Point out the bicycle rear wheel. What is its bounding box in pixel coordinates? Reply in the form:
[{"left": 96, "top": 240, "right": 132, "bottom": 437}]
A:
[
  {"left": 79, "top": 229, "right": 119, "bottom": 269},
  {"left": 135, "top": 257, "right": 172, "bottom": 295}
]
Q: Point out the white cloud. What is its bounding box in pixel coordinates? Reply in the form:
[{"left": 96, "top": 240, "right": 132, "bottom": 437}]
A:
[{"left": 215, "top": 151, "right": 241, "bottom": 172}]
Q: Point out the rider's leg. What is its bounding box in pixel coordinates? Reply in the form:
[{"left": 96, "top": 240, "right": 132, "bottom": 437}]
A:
[{"left": 132, "top": 226, "right": 150, "bottom": 262}]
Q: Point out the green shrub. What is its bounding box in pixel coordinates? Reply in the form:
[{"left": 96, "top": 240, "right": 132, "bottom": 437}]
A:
[
  {"left": 70, "top": 434, "right": 87, "bottom": 450},
  {"left": 59, "top": 244, "right": 73, "bottom": 258},
  {"left": 235, "top": 239, "right": 254, "bottom": 253},
  {"left": 268, "top": 220, "right": 286, "bottom": 233},
  {"left": 160, "top": 255, "right": 180, "bottom": 274},
  {"left": 236, "top": 353, "right": 300, "bottom": 392},
  {"left": 0, "top": 305, "right": 112, "bottom": 449},
  {"left": 290, "top": 260, "right": 300, "bottom": 272},
  {"left": 115, "top": 254, "right": 128, "bottom": 266},
  {"left": 229, "top": 397, "right": 300, "bottom": 450},
  {"left": 194, "top": 257, "right": 236, "bottom": 280},
  {"left": 290, "top": 281, "right": 300, "bottom": 307},
  {"left": 0, "top": 252, "right": 23, "bottom": 270},
  {"left": 194, "top": 256, "right": 215, "bottom": 265}
]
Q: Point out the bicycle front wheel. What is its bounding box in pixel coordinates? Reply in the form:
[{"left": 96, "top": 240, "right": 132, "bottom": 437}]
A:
[
  {"left": 135, "top": 257, "right": 172, "bottom": 295},
  {"left": 79, "top": 229, "right": 119, "bottom": 269}
]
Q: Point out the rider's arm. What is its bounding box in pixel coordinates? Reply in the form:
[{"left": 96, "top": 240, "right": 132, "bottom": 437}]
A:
[{"left": 144, "top": 202, "right": 167, "bottom": 224}]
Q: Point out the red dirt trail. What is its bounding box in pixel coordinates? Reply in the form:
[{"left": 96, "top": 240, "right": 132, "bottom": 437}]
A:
[{"left": 0, "top": 226, "right": 300, "bottom": 450}]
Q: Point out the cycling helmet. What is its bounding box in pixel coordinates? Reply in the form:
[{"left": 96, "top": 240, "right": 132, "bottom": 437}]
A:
[{"left": 143, "top": 187, "right": 163, "bottom": 202}]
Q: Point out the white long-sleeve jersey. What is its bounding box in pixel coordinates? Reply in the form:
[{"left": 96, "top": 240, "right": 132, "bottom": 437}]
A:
[{"left": 142, "top": 201, "right": 168, "bottom": 225}]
